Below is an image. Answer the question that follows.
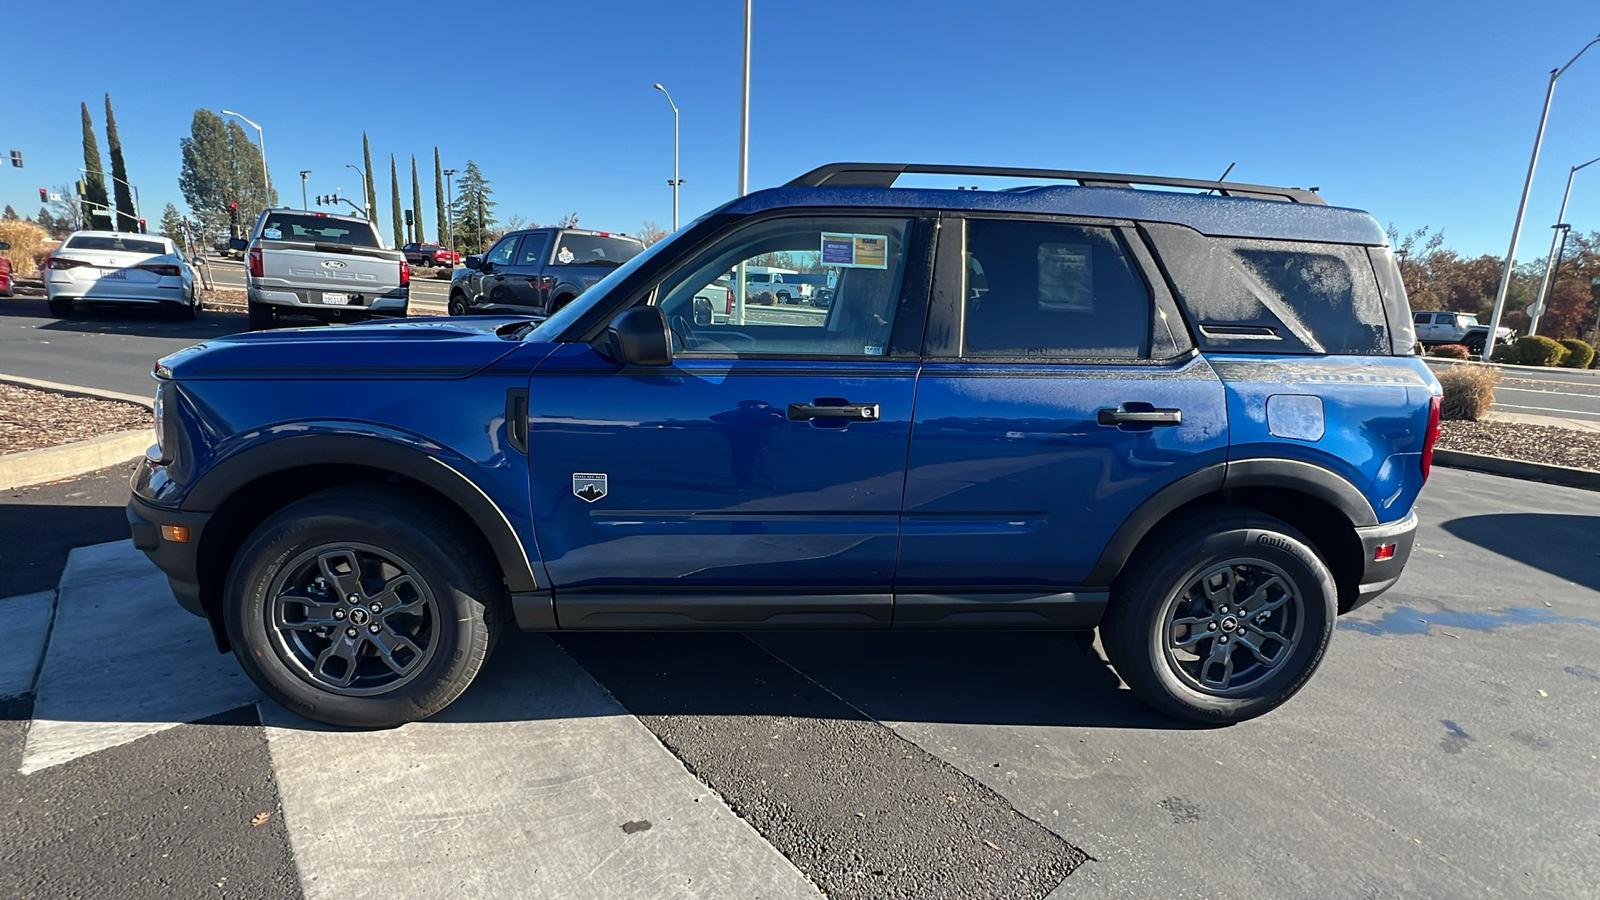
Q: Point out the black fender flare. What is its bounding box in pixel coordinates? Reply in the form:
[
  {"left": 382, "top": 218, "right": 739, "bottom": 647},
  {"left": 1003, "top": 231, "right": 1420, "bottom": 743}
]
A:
[
  {"left": 182, "top": 432, "right": 538, "bottom": 592},
  {"left": 1084, "top": 459, "right": 1375, "bottom": 586}
]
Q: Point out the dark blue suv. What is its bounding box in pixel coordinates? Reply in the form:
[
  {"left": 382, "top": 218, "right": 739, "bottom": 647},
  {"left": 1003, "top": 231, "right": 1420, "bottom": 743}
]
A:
[{"left": 128, "top": 163, "right": 1440, "bottom": 728}]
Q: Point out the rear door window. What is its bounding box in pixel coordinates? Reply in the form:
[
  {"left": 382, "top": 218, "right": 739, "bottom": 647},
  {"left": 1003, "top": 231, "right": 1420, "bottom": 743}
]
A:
[
  {"left": 961, "top": 220, "right": 1152, "bottom": 359},
  {"left": 517, "top": 233, "right": 551, "bottom": 267}
]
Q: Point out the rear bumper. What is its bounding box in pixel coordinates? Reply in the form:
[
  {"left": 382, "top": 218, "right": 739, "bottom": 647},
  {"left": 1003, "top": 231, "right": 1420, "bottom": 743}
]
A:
[
  {"left": 127, "top": 491, "right": 212, "bottom": 620},
  {"left": 249, "top": 284, "right": 408, "bottom": 313},
  {"left": 1348, "top": 510, "right": 1418, "bottom": 612}
]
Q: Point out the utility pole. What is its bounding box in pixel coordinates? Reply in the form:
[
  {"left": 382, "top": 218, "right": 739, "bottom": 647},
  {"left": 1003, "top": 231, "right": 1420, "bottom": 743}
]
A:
[
  {"left": 299, "top": 170, "right": 311, "bottom": 210},
  {"left": 1530, "top": 155, "right": 1600, "bottom": 335},
  {"left": 444, "top": 168, "right": 459, "bottom": 257},
  {"left": 221, "top": 110, "right": 271, "bottom": 200}
]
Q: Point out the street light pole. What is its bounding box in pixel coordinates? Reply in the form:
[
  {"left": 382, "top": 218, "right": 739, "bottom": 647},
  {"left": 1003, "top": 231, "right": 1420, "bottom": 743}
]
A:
[
  {"left": 735, "top": 0, "right": 752, "bottom": 326},
  {"left": 653, "top": 83, "right": 682, "bottom": 231},
  {"left": 444, "top": 168, "right": 459, "bottom": 258},
  {"left": 299, "top": 170, "right": 312, "bottom": 210},
  {"left": 344, "top": 164, "right": 368, "bottom": 218},
  {"left": 1483, "top": 35, "right": 1600, "bottom": 356},
  {"left": 221, "top": 109, "right": 271, "bottom": 201},
  {"left": 1530, "top": 155, "right": 1600, "bottom": 335},
  {"left": 79, "top": 167, "right": 140, "bottom": 226}
]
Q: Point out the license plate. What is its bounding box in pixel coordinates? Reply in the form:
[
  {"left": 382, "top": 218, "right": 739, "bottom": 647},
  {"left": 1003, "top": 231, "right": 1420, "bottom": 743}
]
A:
[
  {"left": 322, "top": 292, "right": 351, "bottom": 305},
  {"left": 102, "top": 268, "right": 127, "bottom": 279}
]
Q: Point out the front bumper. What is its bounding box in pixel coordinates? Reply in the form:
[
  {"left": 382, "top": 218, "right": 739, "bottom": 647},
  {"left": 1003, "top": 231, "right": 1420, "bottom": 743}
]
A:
[
  {"left": 127, "top": 490, "right": 212, "bottom": 620},
  {"left": 1348, "top": 510, "right": 1418, "bottom": 611}
]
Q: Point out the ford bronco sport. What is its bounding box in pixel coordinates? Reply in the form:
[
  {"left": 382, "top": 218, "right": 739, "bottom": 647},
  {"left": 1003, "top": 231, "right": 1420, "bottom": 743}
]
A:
[{"left": 129, "top": 163, "right": 1439, "bottom": 728}]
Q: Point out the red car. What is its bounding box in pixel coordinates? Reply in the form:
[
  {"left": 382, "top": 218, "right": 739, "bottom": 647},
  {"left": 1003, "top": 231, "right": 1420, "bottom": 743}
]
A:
[
  {"left": 401, "top": 242, "right": 460, "bottom": 268},
  {"left": 0, "top": 241, "right": 12, "bottom": 297}
]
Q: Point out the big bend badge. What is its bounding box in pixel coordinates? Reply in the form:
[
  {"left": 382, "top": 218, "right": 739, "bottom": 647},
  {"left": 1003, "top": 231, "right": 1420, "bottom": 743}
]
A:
[{"left": 572, "top": 473, "right": 608, "bottom": 503}]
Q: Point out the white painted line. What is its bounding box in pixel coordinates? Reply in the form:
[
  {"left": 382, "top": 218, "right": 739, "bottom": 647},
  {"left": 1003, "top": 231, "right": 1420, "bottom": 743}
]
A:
[
  {"left": 1494, "top": 402, "right": 1600, "bottom": 418},
  {"left": 264, "top": 633, "right": 819, "bottom": 900},
  {"left": 0, "top": 591, "right": 55, "bottom": 698},
  {"left": 1496, "top": 386, "right": 1600, "bottom": 399},
  {"left": 20, "top": 540, "right": 261, "bottom": 774}
]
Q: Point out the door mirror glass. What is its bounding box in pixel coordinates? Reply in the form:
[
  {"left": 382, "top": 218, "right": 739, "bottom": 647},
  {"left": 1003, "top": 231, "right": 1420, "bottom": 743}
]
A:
[
  {"left": 602, "top": 305, "right": 673, "bottom": 367},
  {"left": 463, "top": 255, "right": 482, "bottom": 270}
]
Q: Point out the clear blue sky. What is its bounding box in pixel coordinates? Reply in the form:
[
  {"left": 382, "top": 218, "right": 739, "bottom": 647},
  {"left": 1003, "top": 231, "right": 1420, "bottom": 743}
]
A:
[{"left": 4, "top": 1, "right": 1598, "bottom": 258}]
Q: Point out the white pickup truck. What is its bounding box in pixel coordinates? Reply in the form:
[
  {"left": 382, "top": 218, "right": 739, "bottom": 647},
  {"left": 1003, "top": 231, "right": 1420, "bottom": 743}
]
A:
[
  {"left": 1412, "top": 310, "right": 1514, "bottom": 355},
  {"left": 232, "top": 209, "right": 409, "bottom": 329}
]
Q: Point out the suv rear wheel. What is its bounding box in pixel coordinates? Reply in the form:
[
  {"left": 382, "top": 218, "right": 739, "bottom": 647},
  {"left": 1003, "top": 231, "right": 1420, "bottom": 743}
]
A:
[
  {"left": 223, "top": 486, "right": 503, "bottom": 728},
  {"left": 1101, "top": 509, "right": 1336, "bottom": 724}
]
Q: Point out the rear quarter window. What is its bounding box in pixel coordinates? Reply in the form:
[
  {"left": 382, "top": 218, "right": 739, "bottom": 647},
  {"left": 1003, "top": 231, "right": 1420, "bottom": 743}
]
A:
[{"left": 1143, "top": 223, "right": 1394, "bottom": 356}]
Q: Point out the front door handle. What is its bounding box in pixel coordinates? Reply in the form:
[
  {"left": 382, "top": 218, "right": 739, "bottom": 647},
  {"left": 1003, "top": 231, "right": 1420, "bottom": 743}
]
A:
[
  {"left": 788, "top": 401, "right": 880, "bottom": 421},
  {"left": 1097, "top": 405, "right": 1182, "bottom": 427}
]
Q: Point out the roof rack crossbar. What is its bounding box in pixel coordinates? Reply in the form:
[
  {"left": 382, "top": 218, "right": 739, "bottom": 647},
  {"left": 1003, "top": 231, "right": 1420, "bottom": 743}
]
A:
[{"left": 786, "top": 163, "right": 1327, "bottom": 205}]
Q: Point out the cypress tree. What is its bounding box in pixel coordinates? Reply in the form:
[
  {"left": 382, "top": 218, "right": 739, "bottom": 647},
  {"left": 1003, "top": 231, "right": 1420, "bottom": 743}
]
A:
[
  {"left": 104, "top": 94, "right": 137, "bottom": 232},
  {"left": 390, "top": 155, "right": 403, "bottom": 250},
  {"left": 80, "top": 102, "right": 111, "bottom": 229},
  {"left": 434, "top": 148, "right": 447, "bottom": 245},
  {"left": 410, "top": 155, "right": 425, "bottom": 247},
  {"left": 362, "top": 133, "right": 377, "bottom": 222}
]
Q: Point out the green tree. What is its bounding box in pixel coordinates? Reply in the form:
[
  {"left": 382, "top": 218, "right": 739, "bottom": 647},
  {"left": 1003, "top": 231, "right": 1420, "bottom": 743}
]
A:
[
  {"left": 105, "top": 94, "right": 137, "bottom": 232},
  {"left": 37, "top": 208, "right": 56, "bottom": 235},
  {"left": 362, "top": 133, "right": 376, "bottom": 222},
  {"left": 1, "top": 205, "right": 17, "bottom": 221},
  {"left": 410, "top": 154, "right": 424, "bottom": 246},
  {"left": 158, "top": 203, "right": 187, "bottom": 253},
  {"left": 389, "top": 155, "right": 403, "bottom": 249},
  {"left": 80, "top": 102, "right": 111, "bottom": 228},
  {"left": 434, "top": 148, "right": 447, "bottom": 245},
  {"left": 449, "top": 161, "right": 496, "bottom": 253},
  {"left": 179, "top": 110, "right": 275, "bottom": 243}
]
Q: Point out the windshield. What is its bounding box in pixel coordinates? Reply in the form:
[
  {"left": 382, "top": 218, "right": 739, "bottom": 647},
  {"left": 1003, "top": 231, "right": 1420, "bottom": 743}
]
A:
[
  {"left": 66, "top": 234, "right": 167, "bottom": 255},
  {"left": 1462, "top": 315, "right": 1480, "bottom": 325},
  {"left": 530, "top": 236, "right": 675, "bottom": 338},
  {"left": 261, "top": 213, "right": 381, "bottom": 248},
  {"left": 550, "top": 233, "right": 644, "bottom": 268}
]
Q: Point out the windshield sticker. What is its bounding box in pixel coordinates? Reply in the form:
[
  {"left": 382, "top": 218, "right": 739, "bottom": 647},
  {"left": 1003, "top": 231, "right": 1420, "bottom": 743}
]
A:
[
  {"left": 263, "top": 228, "right": 282, "bottom": 240},
  {"left": 557, "top": 247, "right": 575, "bottom": 264},
  {"left": 820, "top": 233, "right": 889, "bottom": 269}
]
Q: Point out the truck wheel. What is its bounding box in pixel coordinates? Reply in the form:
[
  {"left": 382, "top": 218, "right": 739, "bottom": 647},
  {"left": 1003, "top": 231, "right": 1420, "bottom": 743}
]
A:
[
  {"left": 1100, "top": 509, "right": 1336, "bottom": 724},
  {"left": 247, "top": 299, "right": 277, "bottom": 330},
  {"left": 551, "top": 294, "right": 575, "bottom": 313},
  {"left": 447, "top": 291, "right": 468, "bottom": 317},
  {"left": 223, "top": 485, "right": 503, "bottom": 729}
]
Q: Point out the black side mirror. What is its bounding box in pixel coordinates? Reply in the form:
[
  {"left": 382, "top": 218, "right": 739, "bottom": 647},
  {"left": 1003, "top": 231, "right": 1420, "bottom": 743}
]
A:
[
  {"left": 463, "top": 256, "right": 482, "bottom": 270},
  {"left": 0, "top": 240, "right": 10, "bottom": 251},
  {"left": 227, "top": 237, "right": 248, "bottom": 252},
  {"left": 602, "top": 306, "right": 673, "bottom": 367}
]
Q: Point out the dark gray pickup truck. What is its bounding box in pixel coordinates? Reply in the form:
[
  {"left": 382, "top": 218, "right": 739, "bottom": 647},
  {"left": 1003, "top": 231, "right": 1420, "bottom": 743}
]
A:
[{"left": 447, "top": 228, "right": 644, "bottom": 317}]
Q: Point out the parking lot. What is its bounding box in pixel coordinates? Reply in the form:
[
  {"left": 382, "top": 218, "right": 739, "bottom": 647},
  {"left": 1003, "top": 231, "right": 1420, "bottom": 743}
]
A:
[{"left": 2, "top": 460, "right": 1596, "bottom": 899}]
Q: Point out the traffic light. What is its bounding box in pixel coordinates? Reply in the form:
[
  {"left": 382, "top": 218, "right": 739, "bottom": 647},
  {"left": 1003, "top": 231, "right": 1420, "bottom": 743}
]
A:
[
  {"left": 39, "top": 188, "right": 48, "bottom": 203},
  {"left": 138, "top": 218, "right": 147, "bottom": 234},
  {"left": 228, "top": 202, "right": 240, "bottom": 238},
  {"left": 404, "top": 209, "right": 413, "bottom": 227},
  {"left": 75, "top": 180, "right": 86, "bottom": 197},
  {"left": 8, "top": 151, "right": 21, "bottom": 168}
]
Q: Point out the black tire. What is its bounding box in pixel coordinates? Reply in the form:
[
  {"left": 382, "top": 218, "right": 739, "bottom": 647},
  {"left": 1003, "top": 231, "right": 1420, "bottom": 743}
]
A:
[
  {"left": 550, "top": 294, "right": 575, "bottom": 313},
  {"left": 447, "top": 291, "right": 468, "bottom": 317},
  {"left": 47, "top": 298, "right": 72, "bottom": 317},
  {"left": 223, "top": 485, "right": 503, "bottom": 728},
  {"left": 1100, "top": 508, "right": 1337, "bottom": 724},
  {"left": 247, "top": 299, "right": 277, "bottom": 330},
  {"left": 174, "top": 293, "right": 198, "bottom": 320}
]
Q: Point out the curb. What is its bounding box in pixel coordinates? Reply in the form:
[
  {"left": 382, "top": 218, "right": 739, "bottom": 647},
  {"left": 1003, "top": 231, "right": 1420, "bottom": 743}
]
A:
[
  {"left": 0, "top": 429, "right": 152, "bottom": 491},
  {"left": 1433, "top": 449, "right": 1600, "bottom": 493},
  {"left": 0, "top": 373, "right": 153, "bottom": 408}
]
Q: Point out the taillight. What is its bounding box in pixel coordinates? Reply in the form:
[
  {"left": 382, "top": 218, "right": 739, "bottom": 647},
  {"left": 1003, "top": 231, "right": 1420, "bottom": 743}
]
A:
[
  {"left": 247, "top": 247, "right": 264, "bottom": 278},
  {"left": 48, "top": 257, "right": 89, "bottom": 270},
  {"left": 400, "top": 260, "right": 410, "bottom": 287},
  {"left": 723, "top": 287, "right": 733, "bottom": 314},
  {"left": 138, "top": 264, "right": 182, "bottom": 277},
  {"left": 1420, "top": 395, "right": 1442, "bottom": 481}
]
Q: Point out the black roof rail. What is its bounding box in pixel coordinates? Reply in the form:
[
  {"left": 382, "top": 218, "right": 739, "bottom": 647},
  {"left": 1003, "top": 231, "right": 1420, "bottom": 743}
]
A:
[{"left": 786, "top": 163, "right": 1327, "bottom": 205}]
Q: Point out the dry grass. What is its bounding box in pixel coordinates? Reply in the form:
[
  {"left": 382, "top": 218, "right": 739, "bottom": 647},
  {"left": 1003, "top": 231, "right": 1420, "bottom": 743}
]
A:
[
  {"left": 1435, "top": 363, "right": 1500, "bottom": 421},
  {"left": 0, "top": 221, "right": 49, "bottom": 278},
  {"left": 0, "top": 383, "right": 151, "bottom": 454}
]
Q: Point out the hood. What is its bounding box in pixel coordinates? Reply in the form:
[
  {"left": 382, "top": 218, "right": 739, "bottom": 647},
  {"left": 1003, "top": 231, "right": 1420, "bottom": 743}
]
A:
[{"left": 158, "top": 315, "right": 541, "bottom": 381}]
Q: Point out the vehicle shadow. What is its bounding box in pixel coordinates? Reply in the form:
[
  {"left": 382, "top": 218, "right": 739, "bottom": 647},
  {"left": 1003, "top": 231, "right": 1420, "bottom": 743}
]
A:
[
  {"left": 1440, "top": 513, "right": 1600, "bottom": 591},
  {"left": 0, "top": 504, "right": 131, "bottom": 598},
  {"left": 31, "top": 306, "right": 245, "bottom": 341}
]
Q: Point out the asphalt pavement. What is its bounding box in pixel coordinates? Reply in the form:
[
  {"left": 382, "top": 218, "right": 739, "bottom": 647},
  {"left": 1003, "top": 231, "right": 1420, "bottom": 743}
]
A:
[{"left": 2, "top": 465, "right": 1597, "bottom": 899}]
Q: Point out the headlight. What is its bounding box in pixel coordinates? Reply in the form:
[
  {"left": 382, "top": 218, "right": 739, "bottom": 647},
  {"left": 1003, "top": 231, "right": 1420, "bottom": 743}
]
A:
[{"left": 151, "top": 387, "right": 166, "bottom": 461}]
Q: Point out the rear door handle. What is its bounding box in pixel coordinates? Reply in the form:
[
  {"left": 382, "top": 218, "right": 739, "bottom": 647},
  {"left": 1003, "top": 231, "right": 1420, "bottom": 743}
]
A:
[
  {"left": 788, "top": 401, "right": 880, "bottom": 421},
  {"left": 1097, "top": 406, "right": 1182, "bottom": 427}
]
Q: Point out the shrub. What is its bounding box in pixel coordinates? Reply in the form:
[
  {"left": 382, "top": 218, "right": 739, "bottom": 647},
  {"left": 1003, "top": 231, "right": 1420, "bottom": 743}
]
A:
[
  {"left": 1557, "top": 339, "right": 1595, "bottom": 369},
  {"left": 1491, "top": 344, "right": 1519, "bottom": 364},
  {"left": 1435, "top": 363, "right": 1500, "bottom": 421},
  {"left": 0, "top": 220, "right": 49, "bottom": 278},
  {"left": 1510, "top": 334, "right": 1568, "bottom": 367},
  {"left": 1430, "top": 344, "right": 1470, "bottom": 359}
]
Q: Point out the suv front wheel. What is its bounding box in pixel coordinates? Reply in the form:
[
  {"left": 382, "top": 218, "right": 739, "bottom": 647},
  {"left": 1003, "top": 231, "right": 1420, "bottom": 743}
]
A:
[
  {"left": 224, "top": 485, "right": 503, "bottom": 728},
  {"left": 1101, "top": 509, "right": 1337, "bottom": 724}
]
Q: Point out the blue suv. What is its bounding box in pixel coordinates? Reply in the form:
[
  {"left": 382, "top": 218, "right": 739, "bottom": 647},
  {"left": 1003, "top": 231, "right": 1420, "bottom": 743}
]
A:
[{"left": 128, "top": 163, "right": 1441, "bottom": 728}]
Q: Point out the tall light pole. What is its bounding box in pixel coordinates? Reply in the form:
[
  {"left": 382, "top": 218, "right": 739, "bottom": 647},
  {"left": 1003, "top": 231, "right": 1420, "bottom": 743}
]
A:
[
  {"left": 734, "top": 0, "right": 752, "bottom": 326},
  {"left": 221, "top": 109, "right": 271, "bottom": 202},
  {"left": 653, "top": 83, "right": 682, "bottom": 231},
  {"left": 444, "top": 168, "right": 459, "bottom": 256},
  {"left": 299, "top": 170, "right": 312, "bottom": 210},
  {"left": 1483, "top": 35, "right": 1600, "bottom": 356},
  {"left": 345, "top": 164, "right": 367, "bottom": 218},
  {"left": 1530, "top": 154, "right": 1600, "bottom": 335}
]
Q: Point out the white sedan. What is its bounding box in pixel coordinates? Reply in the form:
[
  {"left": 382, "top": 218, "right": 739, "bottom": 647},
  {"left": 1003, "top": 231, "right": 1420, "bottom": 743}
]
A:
[{"left": 45, "top": 231, "right": 201, "bottom": 319}]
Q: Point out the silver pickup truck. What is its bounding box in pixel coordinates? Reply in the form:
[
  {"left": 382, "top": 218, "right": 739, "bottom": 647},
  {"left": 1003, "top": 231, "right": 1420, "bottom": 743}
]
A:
[{"left": 232, "top": 209, "right": 409, "bottom": 329}]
